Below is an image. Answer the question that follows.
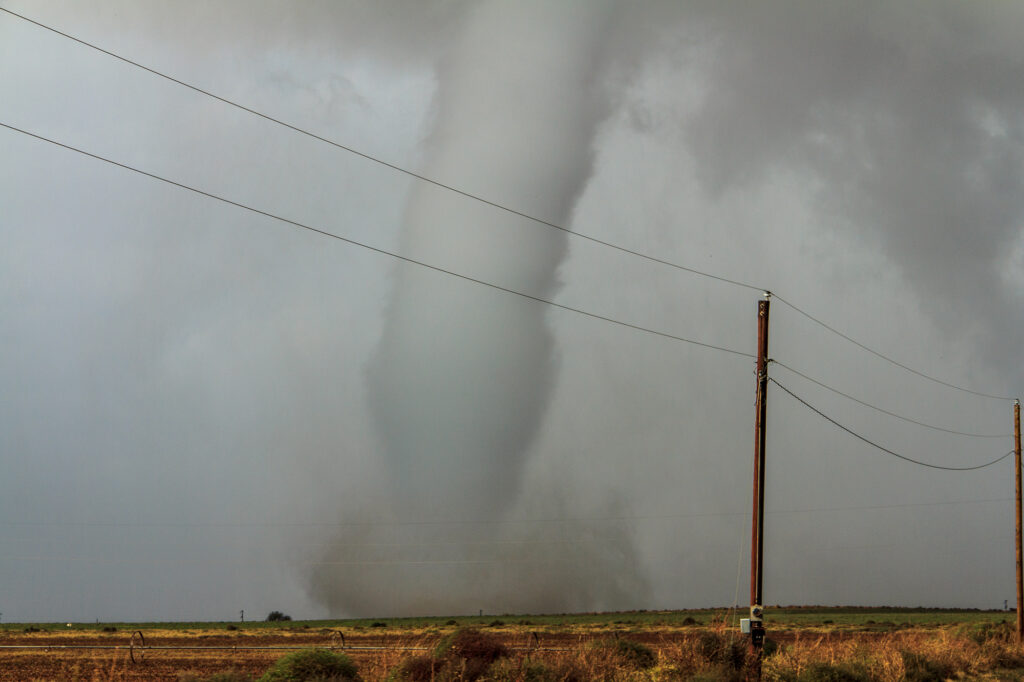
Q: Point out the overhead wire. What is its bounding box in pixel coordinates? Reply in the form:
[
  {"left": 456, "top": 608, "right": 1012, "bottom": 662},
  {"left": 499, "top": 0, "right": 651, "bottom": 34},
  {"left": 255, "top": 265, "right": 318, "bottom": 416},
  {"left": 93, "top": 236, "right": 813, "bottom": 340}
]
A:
[
  {"left": 0, "top": 120, "right": 754, "bottom": 359},
  {"left": 0, "top": 5, "right": 766, "bottom": 298},
  {"left": 0, "top": 7, "right": 1017, "bottom": 399},
  {"left": 769, "top": 377, "right": 1015, "bottom": 471},
  {"left": 773, "top": 294, "right": 1016, "bottom": 401},
  {"left": 770, "top": 359, "right": 1014, "bottom": 438},
  {"left": 0, "top": 552, "right": 573, "bottom": 566}
]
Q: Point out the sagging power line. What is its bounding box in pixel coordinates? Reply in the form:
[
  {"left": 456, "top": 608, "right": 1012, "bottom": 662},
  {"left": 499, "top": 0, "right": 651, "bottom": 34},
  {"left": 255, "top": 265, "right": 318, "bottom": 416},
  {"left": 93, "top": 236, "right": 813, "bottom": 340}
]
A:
[
  {"left": 770, "top": 376, "right": 1015, "bottom": 472},
  {"left": 0, "top": 5, "right": 1016, "bottom": 403},
  {"left": 773, "top": 294, "right": 1016, "bottom": 402},
  {"left": 771, "top": 359, "right": 1014, "bottom": 438}
]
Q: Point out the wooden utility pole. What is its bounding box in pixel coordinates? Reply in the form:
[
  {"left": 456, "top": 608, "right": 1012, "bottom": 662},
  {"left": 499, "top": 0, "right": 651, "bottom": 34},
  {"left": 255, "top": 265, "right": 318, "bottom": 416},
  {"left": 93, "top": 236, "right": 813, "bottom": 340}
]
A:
[
  {"left": 1015, "top": 399, "right": 1022, "bottom": 644},
  {"left": 749, "top": 292, "right": 770, "bottom": 668}
]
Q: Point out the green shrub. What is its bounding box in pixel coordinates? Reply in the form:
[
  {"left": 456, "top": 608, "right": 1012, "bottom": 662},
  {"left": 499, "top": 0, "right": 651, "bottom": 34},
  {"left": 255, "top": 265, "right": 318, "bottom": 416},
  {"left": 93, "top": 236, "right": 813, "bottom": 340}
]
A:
[
  {"left": 257, "top": 649, "right": 359, "bottom": 682},
  {"left": 266, "top": 611, "right": 292, "bottom": 622}
]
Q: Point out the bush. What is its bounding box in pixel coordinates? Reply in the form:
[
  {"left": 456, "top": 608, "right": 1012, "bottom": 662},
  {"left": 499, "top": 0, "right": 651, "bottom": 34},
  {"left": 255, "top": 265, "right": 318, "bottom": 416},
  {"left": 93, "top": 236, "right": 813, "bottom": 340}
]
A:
[
  {"left": 698, "top": 631, "right": 747, "bottom": 670},
  {"left": 258, "top": 649, "right": 359, "bottom": 682},
  {"left": 266, "top": 611, "right": 292, "bottom": 622},
  {"left": 431, "top": 628, "right": 509, "bottom": 681},
  {"left": 433, "top": 628, "right": 508, "bottom": 663},
  {"left": 101, "top": 626, "right": 117, "bottom": 633},
  {"left": 588, "top": 637, "right": 656, "bottom": 670},
  {"left": 385, "top": 655, "right": 442, "bottom": 682}
]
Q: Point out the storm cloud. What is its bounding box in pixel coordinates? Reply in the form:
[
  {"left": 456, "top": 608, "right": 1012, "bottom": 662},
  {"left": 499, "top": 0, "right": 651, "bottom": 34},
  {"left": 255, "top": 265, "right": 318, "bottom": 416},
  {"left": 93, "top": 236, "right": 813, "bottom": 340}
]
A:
[{"left": 0, "top": 0, "right": 1021, "bottom": 621}]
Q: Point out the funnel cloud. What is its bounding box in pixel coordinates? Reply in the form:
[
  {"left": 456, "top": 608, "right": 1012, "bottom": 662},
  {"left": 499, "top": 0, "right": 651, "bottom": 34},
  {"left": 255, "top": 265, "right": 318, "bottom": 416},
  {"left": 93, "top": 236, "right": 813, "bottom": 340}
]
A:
[{"left": 307, "top": 0, "right": 653, "bottom": 616}]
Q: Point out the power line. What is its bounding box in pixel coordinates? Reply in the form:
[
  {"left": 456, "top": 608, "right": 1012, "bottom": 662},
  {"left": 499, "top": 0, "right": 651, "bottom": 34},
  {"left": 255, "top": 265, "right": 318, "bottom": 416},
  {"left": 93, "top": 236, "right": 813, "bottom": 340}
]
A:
[
  {"left": 773, "top": 294, "right": 1016, "bottom": 402},
  {"left": 0, "top": 5, "right": 765, "bottom": 298},
  {"left": 771, "top": 359, "right": 1014, "bottom": 438},
  {"left": 1, "top": 6, "right": 1017, "bottom": 402},
  {"left": 769, "top": 377, "right": 1015, "bottom": 471},
  {"left": 0, "top": 121, "right": 754, "bottom": 359},
  {"left": 0, "top": 554, "right": 578, "bottom": 566}
]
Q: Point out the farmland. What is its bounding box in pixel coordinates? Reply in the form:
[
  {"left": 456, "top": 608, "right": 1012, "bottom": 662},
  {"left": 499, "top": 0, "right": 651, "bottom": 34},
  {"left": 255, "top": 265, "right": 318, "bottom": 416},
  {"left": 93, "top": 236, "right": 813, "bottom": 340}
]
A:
[{"left": 0, "top": 608, "right": 1021, "bottom": 680}]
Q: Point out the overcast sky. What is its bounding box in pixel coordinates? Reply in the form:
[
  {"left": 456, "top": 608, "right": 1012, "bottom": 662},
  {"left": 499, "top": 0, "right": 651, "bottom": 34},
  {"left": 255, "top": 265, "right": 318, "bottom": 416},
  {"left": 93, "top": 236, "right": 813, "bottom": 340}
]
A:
[{"left": 1, "top": 1, "right": 1022, "bottom": 623}]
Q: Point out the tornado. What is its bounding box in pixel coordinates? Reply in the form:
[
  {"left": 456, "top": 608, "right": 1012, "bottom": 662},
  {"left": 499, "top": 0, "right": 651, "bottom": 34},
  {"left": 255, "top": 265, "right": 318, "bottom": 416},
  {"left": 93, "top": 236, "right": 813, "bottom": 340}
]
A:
[
  {"left": 308, "top": 0, "right": 635, "bottom": 615},
  {"left": 370, "top": 0, "right": 615, "bottom": 520}
]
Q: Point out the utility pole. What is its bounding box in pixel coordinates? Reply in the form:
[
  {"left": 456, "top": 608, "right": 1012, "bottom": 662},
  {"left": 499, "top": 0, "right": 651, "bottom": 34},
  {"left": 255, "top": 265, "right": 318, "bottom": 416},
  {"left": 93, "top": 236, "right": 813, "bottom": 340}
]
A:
[
  {"left": 1015, "top": 399, "right": 1022, "bottom": 644},
  {"left": 748, "top": 292, "right": 770, "bottom": 672}
]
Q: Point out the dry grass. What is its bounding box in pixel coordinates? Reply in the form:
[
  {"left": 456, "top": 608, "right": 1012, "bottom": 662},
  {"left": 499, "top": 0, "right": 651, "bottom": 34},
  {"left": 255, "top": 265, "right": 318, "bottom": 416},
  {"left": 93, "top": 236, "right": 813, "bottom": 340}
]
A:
[
  {"left": 429, "top": 627, "right": 1024, "bottom": 682},
  {"left": 5, "top": 619, "right": 1024, "bottom": 681},
  {"left": 753, "top": 628, "right": 1023, "bottom": 681}
]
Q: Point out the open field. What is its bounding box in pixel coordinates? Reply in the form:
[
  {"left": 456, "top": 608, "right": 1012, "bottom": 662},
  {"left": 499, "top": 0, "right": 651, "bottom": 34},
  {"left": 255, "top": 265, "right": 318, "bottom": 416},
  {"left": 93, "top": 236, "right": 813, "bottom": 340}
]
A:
[{"left": 1, "top": 608, "right": 1022, "bottom": 680}]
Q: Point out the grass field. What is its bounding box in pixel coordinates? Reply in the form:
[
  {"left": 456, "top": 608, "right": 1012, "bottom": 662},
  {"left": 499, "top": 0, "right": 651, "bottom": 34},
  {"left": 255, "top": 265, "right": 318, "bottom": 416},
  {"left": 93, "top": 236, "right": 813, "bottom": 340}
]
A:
[{"left": 0, "top": 607, "right": 1021, "bottom": 680}]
